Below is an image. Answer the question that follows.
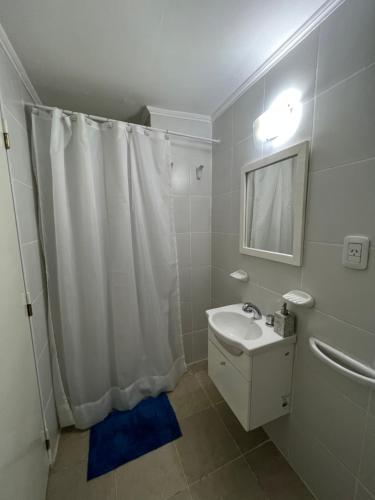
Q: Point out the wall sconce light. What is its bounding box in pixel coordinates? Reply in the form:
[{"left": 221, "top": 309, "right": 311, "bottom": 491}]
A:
[{"left": 253, "top": 88, "right": 302, "bottom": 145}]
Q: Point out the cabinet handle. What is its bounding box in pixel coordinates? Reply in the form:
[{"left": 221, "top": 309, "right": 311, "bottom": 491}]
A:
[{"left": 220, "top": 361, "right": 226, "bottom": 366}]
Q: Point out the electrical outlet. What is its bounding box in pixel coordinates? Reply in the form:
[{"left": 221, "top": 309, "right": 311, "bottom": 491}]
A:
[{"left": 343, "top": 235, "right": 369, "bottom": 270}]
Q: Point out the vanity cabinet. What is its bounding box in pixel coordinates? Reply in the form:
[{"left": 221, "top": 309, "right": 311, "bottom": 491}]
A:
[{"left": 208, "top": 328, "right": 295, "bottom": 431}]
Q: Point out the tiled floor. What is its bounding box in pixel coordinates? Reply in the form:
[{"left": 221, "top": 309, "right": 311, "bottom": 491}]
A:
[{"left": 46, "top": 361, "right": 313, "bottom": 500}]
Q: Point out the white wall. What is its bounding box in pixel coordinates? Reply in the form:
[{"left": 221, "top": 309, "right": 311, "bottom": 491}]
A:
[
  {"left": 148, "top": 107, "right": 213, "bottom": 364},
  {"left": 212, "top": 0, "right": 375, "bottom": 498},
  {"left": 0, "top": 32, "right": 59, "bottom": 460}
]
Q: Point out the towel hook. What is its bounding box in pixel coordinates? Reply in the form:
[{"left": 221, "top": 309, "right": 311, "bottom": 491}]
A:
[{"left": 196, "top": 164, "right": 204, "bottom": 180}]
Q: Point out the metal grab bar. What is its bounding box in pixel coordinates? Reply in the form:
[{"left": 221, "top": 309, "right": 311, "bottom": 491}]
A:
[{"left": 309, "top": 337, "right": 375, "bottom": 388}]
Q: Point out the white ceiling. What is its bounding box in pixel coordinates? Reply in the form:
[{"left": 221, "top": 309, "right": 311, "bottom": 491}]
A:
[{"left": 0, "top": 0, "right": 328, "bottom": 120}]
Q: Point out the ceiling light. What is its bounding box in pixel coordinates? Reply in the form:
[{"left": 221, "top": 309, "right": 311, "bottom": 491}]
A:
[{"left": 254, "top": 88, "right": 302, "bottom": 145}]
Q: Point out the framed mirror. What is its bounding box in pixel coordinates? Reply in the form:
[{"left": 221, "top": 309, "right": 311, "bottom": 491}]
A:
[{"left": 240, "top": 141, "right": 309, "bottom": 266}]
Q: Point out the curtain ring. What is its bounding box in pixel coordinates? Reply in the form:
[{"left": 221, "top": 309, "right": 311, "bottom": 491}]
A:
[{"left": 165, "top": 129, "right": 170, "bottom": 140}]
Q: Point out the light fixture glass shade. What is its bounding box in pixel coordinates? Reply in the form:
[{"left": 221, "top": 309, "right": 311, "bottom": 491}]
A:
[{"left": 254, "top": 88, "right": 302, "bottom": 145}]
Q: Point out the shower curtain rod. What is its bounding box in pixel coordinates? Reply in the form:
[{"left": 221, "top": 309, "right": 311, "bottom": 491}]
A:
[{"left": 26, "top": 103, "right": 220, "bottom": 144}]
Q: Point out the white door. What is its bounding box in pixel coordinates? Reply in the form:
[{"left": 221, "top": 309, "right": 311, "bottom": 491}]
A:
[{"left": 0, "top": 130, "right": 49, "bottom": 498}]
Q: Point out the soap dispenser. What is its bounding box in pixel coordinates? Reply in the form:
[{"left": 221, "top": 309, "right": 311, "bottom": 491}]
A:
[{"left": 274, "top": 302, "right": 295, "bottom": 337}]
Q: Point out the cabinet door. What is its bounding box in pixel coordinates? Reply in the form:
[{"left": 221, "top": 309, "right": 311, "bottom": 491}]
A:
[
  {"left": 208, "top": 341, "right": 250, "bottom": 430},
  {"left": 250, "top": 345, "right": 294, "bottom": 429}
]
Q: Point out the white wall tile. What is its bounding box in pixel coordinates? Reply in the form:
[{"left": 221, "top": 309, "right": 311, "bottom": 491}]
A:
[
  {"left": 306, "top": 159, "right": 375, "bottom": 244},
  {"left": 188, "top": 144, "right": 212, "bottom": 196},
  {"left": 233, "top": 134, "right": 262, "bottom": 190},
  {"left": 213, "top": 233, "right": 238, "bottom": 273},
  {"left": 317, "top": 0, "right": 375, "bottom": 93},
  {"left": 263, "top": 416, "right": 291, "bottom": 459},
  {"left": 22, "top": 241, "right": 44, "bottom": 301},
  {"left": 179, "top": 267, "right": 192, "bottom": 302},
  {"left": 212, "top": 107, "right": 233, "bottom": 152},
  {"left": 230, "top": 190, "right": 241, "bottom": 236},
  {"left": 359, "top": 413, "right": 375, "bottom": 496},
  {"left": 180, "top": 301, "right": 192, "bottom": 334},
  {"left": 44, "top": 394, "right": 59, "bottom": 462},
  {"left": 176, "top": 233, "right": 191, "bottom": 269},
  {"left": 171, "top": 149, "right": 190, "bottom": 195},
  {"left": 233, "top": 78, "right": 264, "bottom": 143},
  {"left": 302, "top": 243, "right": 375, "bottom": 333},
  {"left": 182, "top": 333, "right": 193, "bottom": 364},
  {"left": 12, "top": 180, "right": 39, "bottom": 244},
  {"left": 289, "top": 420, "right": 356, "bottom": 500},
  {"left": 292, "top": 351, "right": 367, "bottom": 474},
  {"left": 37, "top": 345, "right": 53, "bottom": 410},
  {"left": 356, "top": 484, "right": 375, "bottom": 500},
  {"left": 238, "top": 253, "right": 301, "bottom": 294},
  {"left": 295, "top": 310, "right": 372, "bottom": 408},
  {"left": 192, "top": 329, "right": 208, "bottom": 361},
  {"left": 212, "top": 193, "right": 232, "bottom": 234},
  {"left": 239, "top": 281, "right": 281, "bottom": 315},
  {"left": 173, "top": 195, "right": 189, "bottom": 233},
  {"left": 30, "top": 292, "right": 49, "bottom": 361},
  {"left": 192, "top": 266, "right": 211, "bottom": 330},
  {"left": 212, "top": 146, "right": 232, "bottom": 195},
  {"left": 0, "top": 45, "right": 29, "bottom": 130},
  {"left": 212, "top": 266, "right": 241, "bottom": 307},
  {"left": 191, "top": 233, "right": 211, "bottom": 268},
  {"left": 312, "top": 65, "right": 375, "bottom": 171},
  {"left": 7, "top": 113, "right": 34, "bottom": 187},
  {"left": 264, "top": 29, "right": 319, "bottom": 108},
  {"left": 190, "top": 196, "right": 211, "bottom": 233}
]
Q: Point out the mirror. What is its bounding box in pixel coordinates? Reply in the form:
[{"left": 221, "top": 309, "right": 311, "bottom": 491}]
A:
[{"left": 240, "top": 141, "right": 309, "bottom": 266}]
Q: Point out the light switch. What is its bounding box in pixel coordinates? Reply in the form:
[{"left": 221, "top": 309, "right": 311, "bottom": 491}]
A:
[{"left": 343, "top": 235, "right": 369, "bottom": 270}]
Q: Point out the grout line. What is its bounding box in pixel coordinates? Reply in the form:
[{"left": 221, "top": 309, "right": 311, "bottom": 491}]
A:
[
  {"left": 3, "top": 102, "right": 29, "bottom": 132},
  {"left": 309, "top": 153, "right": 375, "bottom": 174},
  {"left": 191, "top": 366, "right": 273, "bottom": 495},
  {"left": 315, "top": 60, "right": 375, "bottom": 100},
  {"left": 172, "top": 441, "right": 193, "bottom": 500},
  {"left": 12, "top": 177, "right": 34, "bottom": 190},
  {"left": 355, "top": 392, "right": 372, "bottom": 481}
]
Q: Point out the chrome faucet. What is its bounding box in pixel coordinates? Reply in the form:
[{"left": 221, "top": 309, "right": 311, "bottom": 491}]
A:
[{"left": 242, "top": 302, "right": 262, "bottom": 320}]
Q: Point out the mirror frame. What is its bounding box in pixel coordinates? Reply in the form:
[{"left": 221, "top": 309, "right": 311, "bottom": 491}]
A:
[{"left": 239, "top": 141, "right": 309, "bottom": 266}]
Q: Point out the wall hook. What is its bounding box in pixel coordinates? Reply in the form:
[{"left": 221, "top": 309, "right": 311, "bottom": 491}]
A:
[{"left": 196, "top": 164, "right": 204, "bottom": 180}]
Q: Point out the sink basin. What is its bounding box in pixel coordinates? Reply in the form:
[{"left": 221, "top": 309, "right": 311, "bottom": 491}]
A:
[
  {"left": 208, "top": 311, "right": 262, "bottom": 355},
  {"left": 206, "top": 303, "right": 296, "bottom": 355}
]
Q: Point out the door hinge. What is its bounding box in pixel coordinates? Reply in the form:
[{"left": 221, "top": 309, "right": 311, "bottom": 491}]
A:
[
  {"left": 3, "top": 132, "right": 10, "bottom": 150},
  {"left": 26, "top": 303, "right": 33, "bottom": 317},
  {"left": 45, "top": 438, "right": 50, "bottom": 451}
]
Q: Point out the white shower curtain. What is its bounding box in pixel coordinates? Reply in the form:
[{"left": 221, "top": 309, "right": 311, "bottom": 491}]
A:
[{"left": 31, "top": 109, "right": 185, "bottom": 429}]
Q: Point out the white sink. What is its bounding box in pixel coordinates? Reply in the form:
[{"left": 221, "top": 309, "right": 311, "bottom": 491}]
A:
[{"left": 206, "top": 303, "right": 296, "bottom": 355}]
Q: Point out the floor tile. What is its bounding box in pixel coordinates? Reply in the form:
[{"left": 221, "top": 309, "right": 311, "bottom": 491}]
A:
[
  {"left": 190, "top": 457, "right": 267, "bottom": 500},
  {"left": 168, "top": 371, "right": 210, "bottom": 420},
  {"left": 52, "top": 428, "right": 89, "bottom": 470},
  {"left": 116, "top": 443, "right": 187, "bottom": 500},
  {"left": 176, "top": 406, "right": 240, "bottom": 484},
  {"left": 216, "top": 401, "right": 268, "bottom": 453},
  {"left": 166, "top": 490, "right": 192, "bottom": 500},
  {"left": 195, "top": 369, "right": 223, "bottom": 404},
  {"left": 47, "top": 462, "right": 115, "bottom": 500},
  {"left": 188, "top": 360, "right": 208, "bottom": 374},
  {"left": 246, "top": 442, "right": 313, "bottom": 500}
]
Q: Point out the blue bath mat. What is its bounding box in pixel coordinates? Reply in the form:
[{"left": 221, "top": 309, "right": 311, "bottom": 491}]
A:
[{"left": 87, "top": 393, "right": 181, "bottom": 480}]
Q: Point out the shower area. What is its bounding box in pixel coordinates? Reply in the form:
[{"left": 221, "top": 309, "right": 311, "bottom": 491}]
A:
[{"left": 20, "top": 100, "right": 214, "bottom": 439}]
